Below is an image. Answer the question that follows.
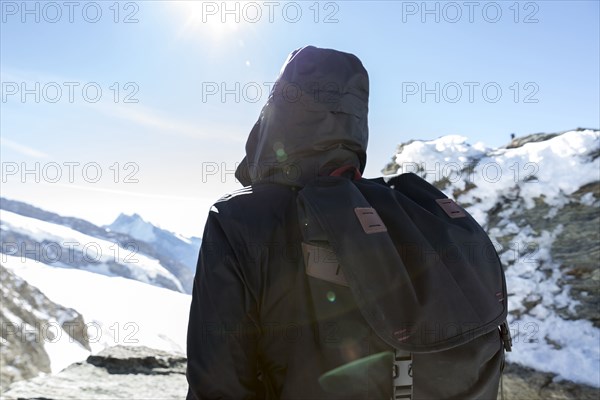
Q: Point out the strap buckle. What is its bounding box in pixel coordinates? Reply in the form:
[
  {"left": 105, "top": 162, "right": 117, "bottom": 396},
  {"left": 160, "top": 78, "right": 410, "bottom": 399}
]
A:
[{"left": 392, "top": 349, "right": 412, "bottom": 399}]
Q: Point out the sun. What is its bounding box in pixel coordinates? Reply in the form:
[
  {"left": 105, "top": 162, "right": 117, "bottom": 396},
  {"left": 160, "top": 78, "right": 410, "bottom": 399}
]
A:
[{"left": 174, "top": 1, "right": 242, "bottom": 38}]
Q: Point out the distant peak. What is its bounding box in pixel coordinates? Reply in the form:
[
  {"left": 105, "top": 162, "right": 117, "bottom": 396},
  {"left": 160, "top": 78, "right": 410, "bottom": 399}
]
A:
[
  {"left": 112, "top": 212, "right": 146, "bottom": 223},
  {"left": 108, "top": 213, "right": 156, "bottom": 243}
]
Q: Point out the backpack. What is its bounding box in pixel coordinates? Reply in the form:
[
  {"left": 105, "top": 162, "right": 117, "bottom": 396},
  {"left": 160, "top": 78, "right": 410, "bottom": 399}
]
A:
[{"left": 296, "top": 169, "right": 512, "bottom": 399}]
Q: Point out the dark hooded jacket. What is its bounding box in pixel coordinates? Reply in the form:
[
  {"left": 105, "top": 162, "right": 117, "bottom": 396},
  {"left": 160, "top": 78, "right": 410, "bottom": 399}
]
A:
[
  {"left": 186, "top": 46, "right": 390, "bottom": 399},
  {"left": 234, "top": 45, "right": 369, "bottom": 187},
  {"left": 185, "top": 46, "right": 506, "bottom": 400}
]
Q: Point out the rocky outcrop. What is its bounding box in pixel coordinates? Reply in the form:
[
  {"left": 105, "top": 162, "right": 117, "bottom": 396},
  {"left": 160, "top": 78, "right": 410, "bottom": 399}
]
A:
[
  {"left": 0, "top": 264, "right": 89, "bottom": 390},
  {"left": 488, "top": 181, "right": 600, "bottom": 326},
  {"left": 505, "top": 132, "right": 560, "bottom": 149},
  {"left": 505, "top": 127, "right": 596, "bottom": 150},
  {"left": 382, "top": 139, "right": 417, "bottom": 175},
  {"left": 2, "top": 346, "right": 187, "bottom": 399}
]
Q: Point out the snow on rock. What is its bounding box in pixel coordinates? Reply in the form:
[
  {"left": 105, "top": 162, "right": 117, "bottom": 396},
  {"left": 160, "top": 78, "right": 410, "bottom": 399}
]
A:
[
  {"left": 42, "top": 317, "right": 90, "bottom": 374},
  {"left": 393, "top": 134, "right": 488, "bottom": 167},
  {"left": 0, "top": 264, "right": 90, "bottom": 388},
  {"left": 384, "top": 129, "right": 600, "bottom": 388},
  {"left": 456, "top": 129, "right": 600, "bottom": 224},
  {"left": 2, "top": 254, "right": 191, "bottom": 356}
]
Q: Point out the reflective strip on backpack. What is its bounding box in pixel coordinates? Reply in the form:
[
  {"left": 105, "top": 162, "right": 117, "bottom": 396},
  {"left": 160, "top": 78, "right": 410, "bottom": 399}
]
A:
[{"left": 392, "top": 349, "right": 413, "bottom": 400}]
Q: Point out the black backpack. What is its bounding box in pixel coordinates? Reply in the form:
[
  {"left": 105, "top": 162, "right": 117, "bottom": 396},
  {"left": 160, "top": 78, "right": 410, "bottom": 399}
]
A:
[{"left": 297, "top": 170, "right": 511, "bottom": 399}]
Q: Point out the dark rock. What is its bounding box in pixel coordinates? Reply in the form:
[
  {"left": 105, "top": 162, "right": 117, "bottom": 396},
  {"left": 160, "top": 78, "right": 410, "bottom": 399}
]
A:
[
  {"left": 506, "top": 132, "right": 560, "bottom": 149},
  {"left": 2, "top": 346, "right": 187, "bottom": 399},
  {"left": 86, "top": 345, "right": 186, "bottom": 375},
  {"left": 381, "top": 140, "right": 416, "bottom": 175}
]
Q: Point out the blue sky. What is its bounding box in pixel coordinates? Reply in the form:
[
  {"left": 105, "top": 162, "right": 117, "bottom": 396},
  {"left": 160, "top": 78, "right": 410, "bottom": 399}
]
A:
[{"left": 1, "top": 0, "right": 599, "bottom": 236}]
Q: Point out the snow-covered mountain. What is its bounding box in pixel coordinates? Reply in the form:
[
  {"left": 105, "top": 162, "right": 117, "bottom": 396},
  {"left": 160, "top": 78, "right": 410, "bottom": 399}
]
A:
[
  {"left": 383, "top": 128, "right": 599, "bottom": 387},
  {"left": 0, "top": 199, "right": 200, "bottom": 293},
  {"left": 107, "top": 213, "right": 202, "bottom": 272}
]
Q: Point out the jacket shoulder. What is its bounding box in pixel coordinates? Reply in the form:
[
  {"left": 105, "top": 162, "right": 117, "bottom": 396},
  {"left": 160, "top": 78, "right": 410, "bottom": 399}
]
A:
[{"left": 209, "top": 184, "right": 299, "bottom": 231}]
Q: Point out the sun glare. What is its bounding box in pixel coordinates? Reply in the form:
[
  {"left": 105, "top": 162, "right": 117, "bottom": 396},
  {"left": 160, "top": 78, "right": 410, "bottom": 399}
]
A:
[{"left": 175, "top": 1, "right": 243, "bottom": 38}]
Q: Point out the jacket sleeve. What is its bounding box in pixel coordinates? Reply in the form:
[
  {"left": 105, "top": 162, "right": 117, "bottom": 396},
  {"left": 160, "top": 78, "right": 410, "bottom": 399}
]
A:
[{"left": 186, "top": 209, "right": 262, "bottom": 399}]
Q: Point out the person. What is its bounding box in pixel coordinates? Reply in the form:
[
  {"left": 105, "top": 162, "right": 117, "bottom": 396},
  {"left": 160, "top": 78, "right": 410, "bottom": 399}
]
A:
[{"left": 185, "top": 45, "right": 390, "bottom": 399}]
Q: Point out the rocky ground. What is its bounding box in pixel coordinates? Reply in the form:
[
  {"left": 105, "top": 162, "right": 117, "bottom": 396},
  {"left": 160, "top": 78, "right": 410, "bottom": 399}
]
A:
[
  {"left": 1, "top": 346, "right": 187, "bottom": 399},
  {"left": 501, "top": 363, "right": 599, "bottom": 400}
]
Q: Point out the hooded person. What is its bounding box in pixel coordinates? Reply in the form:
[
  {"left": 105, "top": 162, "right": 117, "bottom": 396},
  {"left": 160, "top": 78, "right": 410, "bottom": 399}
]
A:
[
  {"left": 234, "top": 45, "right": 369, "bottom": 187},
  {"left": 186, "top": 45, "right": 510, "bottom": 400},
  {"left": 185, "top": 46, "right": 393, "bottom": 399}
]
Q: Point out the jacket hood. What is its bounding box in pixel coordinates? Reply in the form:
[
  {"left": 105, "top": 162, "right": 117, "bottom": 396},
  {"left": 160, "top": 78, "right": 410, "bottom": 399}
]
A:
[{"left": 235, "top": 45, "right": 369, "bottom": 187}]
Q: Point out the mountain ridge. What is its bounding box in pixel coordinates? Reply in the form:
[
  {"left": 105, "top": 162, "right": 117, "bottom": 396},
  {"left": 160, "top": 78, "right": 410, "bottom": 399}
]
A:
[{"left": 0, "top": 198, "right": 199, "bottom": 293}]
